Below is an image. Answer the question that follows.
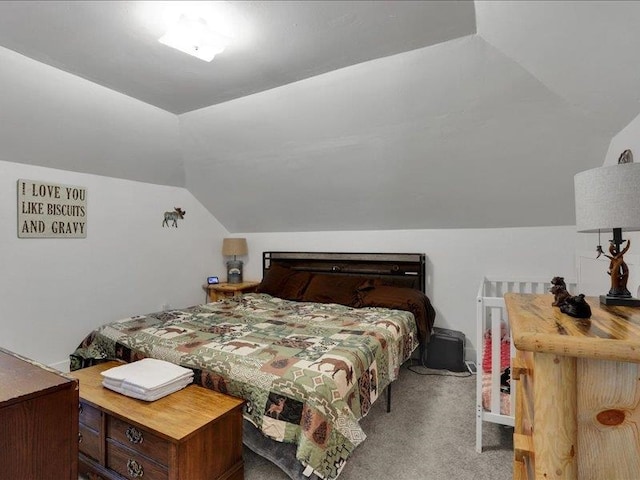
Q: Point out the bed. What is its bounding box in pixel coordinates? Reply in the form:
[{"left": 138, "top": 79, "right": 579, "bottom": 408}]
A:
[
  {"left": 475, "top": 277, "right": 576, "bottom": 453},
  {"left": 71, "top": 252, "right": 435, "bottom": 480}
]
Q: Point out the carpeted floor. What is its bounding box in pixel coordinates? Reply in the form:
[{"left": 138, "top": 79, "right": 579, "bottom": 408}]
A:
[{"left": 244, "top": 363, "right": 513, "bottom": 480}]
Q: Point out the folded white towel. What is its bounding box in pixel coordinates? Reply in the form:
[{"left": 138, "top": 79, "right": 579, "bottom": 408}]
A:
[
  {"left": 102, "top": 375, "right": 193, "bottom": 395},
  {"left": 101, "top": 358, "right": 193, "bottom": 391},
  {"left": 103, "top": 376, "right": 193, "bottom": 401}
]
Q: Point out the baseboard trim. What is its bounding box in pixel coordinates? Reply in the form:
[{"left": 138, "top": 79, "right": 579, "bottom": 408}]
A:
[{"left": 49, "top": 359, "right": 70, "bottom": 373}]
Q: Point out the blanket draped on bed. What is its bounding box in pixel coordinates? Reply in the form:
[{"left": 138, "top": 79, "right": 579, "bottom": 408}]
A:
[{"left": 70, "top": 293, "right": 418, "bottom": 480}]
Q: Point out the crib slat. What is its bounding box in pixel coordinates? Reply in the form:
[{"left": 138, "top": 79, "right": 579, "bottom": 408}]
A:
[
  {"left": 475, "top": 295, "right": 485, "bottom": 453},
  {"left": 483, "top": 297, "right": 505, "bottom": 308},
  {"left": 511, "top": 315, "right": 518, "bottom": 415},
  {"left": 490, "top": 308, "right": 502, "bottom": 415}
]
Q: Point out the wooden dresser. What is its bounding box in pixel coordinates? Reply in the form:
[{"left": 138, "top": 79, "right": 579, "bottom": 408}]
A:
[
  {"left": 71, "top": 361, "right": 245, "bottom": 480},
  {"left": 0, "top": 347, "right": 79, "bottom": 479},
  {"left": 506, "top": 293, "right": 640, "bottom": 480}
]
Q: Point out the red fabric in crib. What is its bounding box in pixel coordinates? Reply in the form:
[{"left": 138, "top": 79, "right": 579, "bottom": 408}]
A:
[
  {"left": 482, "top": 373, "right": 511, "bottom": 415},
  {"left": 481, "top": 328, "right": 510, "bottom": 372}
]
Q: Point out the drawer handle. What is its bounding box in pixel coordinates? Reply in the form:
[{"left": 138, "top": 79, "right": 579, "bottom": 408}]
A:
[
  {"left": 79, "top": 403, "right": 84, "bottom": 415},
  {"left": 125, "top": 426, "right": 144, "bottom": 444},
  {"left": 127, "top": 459, "right": 144, "bottom": 478},
  {"left": 78, "top": 432, "right": 83, "bottom": 444}
]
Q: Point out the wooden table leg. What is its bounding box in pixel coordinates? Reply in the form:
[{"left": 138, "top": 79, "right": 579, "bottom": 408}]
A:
[{"left": 533, "top": 352, "right": 577, "bottom": 479}]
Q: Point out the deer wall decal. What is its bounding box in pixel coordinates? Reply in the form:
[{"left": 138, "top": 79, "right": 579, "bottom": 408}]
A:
[{"left": 162, "top": 207, "right": 186, "bottom": 227}]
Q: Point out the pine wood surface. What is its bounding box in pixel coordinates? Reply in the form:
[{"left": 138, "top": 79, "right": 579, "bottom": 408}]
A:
[
  {"left": 507, "top": 294, "right": 640, "bottom": 480},
  {"left": 71, "top": 361, "right": 244, "bottom": 442},
  {"left": 206, "top": 281, "right": 260, "bottom": 293},
  {"left": 532, "top": 353, "right": 577, "bottom": 479},
  {"left": 576, "top": 358, "right": 640, "bottom": 479},
  {"left": 514, "top": 351, "right": 533, "bottom": 437},
  {"left": 506, "top": 293, "right": 640, "bottom": 363},
  {"left": 203, "top": 281, "right": 260, "bottom": 302}
]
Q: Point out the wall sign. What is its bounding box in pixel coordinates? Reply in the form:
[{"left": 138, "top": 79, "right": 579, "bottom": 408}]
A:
[{"left": 17, "top": 179, "right": 87, "bottom": 238}]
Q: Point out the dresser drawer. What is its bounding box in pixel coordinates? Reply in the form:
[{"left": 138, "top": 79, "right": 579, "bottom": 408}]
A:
[
  {"left": 79, "top": 401, "right": 102, "bottom": 431},
  {"left": 107, "top": 416, "right": 169, "bottom": 466},
  {"left": 79, "top": 422, "right": 101, "bottom": 461},
  {"left": 106, "top": 440, "right": 168, "bottom": 480},
  {"left": 78, "top": 456, "right": 109, "bottom": 480}
]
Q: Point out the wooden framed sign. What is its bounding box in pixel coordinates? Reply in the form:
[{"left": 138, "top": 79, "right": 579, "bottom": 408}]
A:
[{"left": 17, "top": 179, "right": 87, "bottom": 238}]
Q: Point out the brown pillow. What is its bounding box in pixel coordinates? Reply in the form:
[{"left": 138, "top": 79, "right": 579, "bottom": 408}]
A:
[
  {"left": 356, "top": 285, "right": 436, "bottom": 346},
  {"left": 256, "top": 264, "right": 311, "bottom": 301},
  {"left": 301, "top": 274, "right": 367, "bottom": 306}
]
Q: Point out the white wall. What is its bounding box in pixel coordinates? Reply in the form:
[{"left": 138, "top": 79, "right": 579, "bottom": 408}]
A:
[
  {"left": 180, "top": 35, "right": 607, "bottom": 234},
  {"left": 605, "top": 110, "right": 640, "bottom": 166},
  {"left": 0, "top": 45, "right": 184, "bottom": 187},
  {"left": 238, "top": 225, "right": 583, "bottom": 360},
  {"left": 0, "top": 160, "right": 228, "bottom": 369},
  {"left": 0, "top": 44, "right": 230, "bottom": 369}
]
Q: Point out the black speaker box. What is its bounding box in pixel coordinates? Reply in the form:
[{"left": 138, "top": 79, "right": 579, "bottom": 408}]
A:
[{"left": 426, "top": 327, "right": 466, "bottom": 372}]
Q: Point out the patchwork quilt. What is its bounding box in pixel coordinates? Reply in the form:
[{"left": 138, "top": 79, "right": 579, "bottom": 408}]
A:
[{"left": 70, "top": 293, "right": 418, "bottom": 480}]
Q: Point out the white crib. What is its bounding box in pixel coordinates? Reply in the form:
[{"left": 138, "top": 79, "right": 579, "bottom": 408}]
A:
[{"left": 475, "top": 277, "right": 577, "bottom": 453}]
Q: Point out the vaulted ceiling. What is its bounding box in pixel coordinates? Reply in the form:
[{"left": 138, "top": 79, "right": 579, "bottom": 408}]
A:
[
  {"left": 0, "top": 1, "right": 475, "bottom": 114},
  {"left": 1, "top": 1, "right": 638, "bottom": 232}
]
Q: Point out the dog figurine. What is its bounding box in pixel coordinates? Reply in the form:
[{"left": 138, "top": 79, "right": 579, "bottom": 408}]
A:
[
  {"left": 560, "top": 294, "right": 592, "bottom": 319},
  {"left": 550, "top": 277, "right": 571, "bottom": 307}
]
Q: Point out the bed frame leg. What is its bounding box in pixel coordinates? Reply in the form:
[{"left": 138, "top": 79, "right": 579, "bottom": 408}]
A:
[{"left": 386, "top": 383, "right": 392, "bottom": 413}]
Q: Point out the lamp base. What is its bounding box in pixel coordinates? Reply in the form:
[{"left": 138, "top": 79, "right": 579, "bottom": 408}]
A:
[
  {"left": 599, "top": 295, "right": 640, "bottom": 307},
  {"left": 226, "top": 260, "right": 243, "bottom": 284}
]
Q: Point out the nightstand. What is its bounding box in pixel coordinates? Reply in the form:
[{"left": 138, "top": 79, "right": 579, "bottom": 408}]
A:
[{"left": 203, "top": 281, "right": 260, "bottom": 302}]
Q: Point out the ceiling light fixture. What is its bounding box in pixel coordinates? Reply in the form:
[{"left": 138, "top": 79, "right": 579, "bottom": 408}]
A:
[{"left": 159, "top": 13, "right": 231, "bottom": 62}]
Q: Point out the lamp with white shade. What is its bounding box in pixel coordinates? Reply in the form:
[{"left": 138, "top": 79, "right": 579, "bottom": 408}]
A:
[
  {"left": 222, "top": 238, "right": 248, "bottom": 284},
  {"left": 574, "top": 153, "right": 640, "bottom": 306}
]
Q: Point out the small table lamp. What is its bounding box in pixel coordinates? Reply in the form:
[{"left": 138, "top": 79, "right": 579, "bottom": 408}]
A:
[
  {"left": 574, "top": 154, "right": 640, "bottom": 306},
  {"left": 222, "top": 237, "right": 248, "bottom": 284}
]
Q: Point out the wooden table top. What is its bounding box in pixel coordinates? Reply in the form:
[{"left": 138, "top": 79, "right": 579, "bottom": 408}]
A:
[
  {"left": 203, "top": 281, "right": 260, "bottom": 291},
  {"left": 506, "top": 293, "right": 640, "bottom": 363},
  {"left": 70, "top": 361, "right": 244, "bottom": 442},
  {"left": 0, "top": 347, "right": 75, "bottom": 406}
]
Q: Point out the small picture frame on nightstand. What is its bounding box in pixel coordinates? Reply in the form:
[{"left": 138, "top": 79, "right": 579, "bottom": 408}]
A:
[{"left": 207, "top": 276, "right": 219, "bottom": 285}]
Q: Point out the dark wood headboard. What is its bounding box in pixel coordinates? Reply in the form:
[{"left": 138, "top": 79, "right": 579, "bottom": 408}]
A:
[{"left": 262, "top": 252, "right": 426, "bottom": 293}]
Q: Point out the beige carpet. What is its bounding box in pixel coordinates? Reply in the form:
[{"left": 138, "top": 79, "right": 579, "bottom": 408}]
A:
[{"left": 245, "top": 364, "right": 512, "bottom": 480}]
